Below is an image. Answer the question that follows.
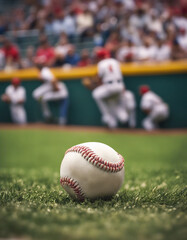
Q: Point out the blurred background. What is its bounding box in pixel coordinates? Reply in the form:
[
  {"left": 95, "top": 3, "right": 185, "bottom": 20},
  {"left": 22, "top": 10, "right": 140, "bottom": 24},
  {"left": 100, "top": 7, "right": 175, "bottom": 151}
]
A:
[{"left": 0, "top": 0, "right": 187, "bottom": 128}]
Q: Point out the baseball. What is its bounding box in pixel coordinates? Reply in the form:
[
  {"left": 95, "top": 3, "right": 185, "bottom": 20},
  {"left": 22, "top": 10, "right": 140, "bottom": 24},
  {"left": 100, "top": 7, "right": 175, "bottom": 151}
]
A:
[{"left": 60, "top": 142, "right": 125, "bottom": 201}]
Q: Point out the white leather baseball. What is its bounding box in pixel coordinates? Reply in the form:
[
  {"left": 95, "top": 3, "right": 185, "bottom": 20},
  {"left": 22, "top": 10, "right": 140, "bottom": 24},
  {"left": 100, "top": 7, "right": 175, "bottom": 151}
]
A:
[{"left": 60, "top": 142, "right": 125, "bottom": 201}]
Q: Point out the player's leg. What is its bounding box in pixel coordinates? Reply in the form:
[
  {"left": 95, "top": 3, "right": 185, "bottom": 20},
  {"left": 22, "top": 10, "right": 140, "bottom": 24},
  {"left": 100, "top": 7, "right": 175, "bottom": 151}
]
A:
[
  {"left": 40, "top": 99, "right": 52, "bottom": 120},
  {"left": 16, "top": 108, "right": 27, "bottom": 124},
  {"left": 43, "top": 90, "right": 69, "bottom": 124},
  {"left": 102, "top": 113, "right": 118, "bottom": 129},
  {"left": 59, "top": 97, "right": 69, "bottom": 125},
  {"left": 32, "top": 83, "right": 52, "bottom": 101},
  {"left": 10, "top": 106, "right": 27, "bottom": 124},
  {"left": 151, "top": 104, "right": 169, "bottom": 122},
  {"left": 120, "top": 91, "right": 136, "bottom": 127},
  {"left": 10, "top": 106, "right": 19, "bottom": 123},
  {"left": 114, "top": 94, "right": 129, "bottom": 124},
  {"left": 112, "top": 104, "right": 129, "bottom": 124},
  {"left": 92, "top": 86, "right": 117, "bottom": 128},
  {"left": 142, "top": 116, "right": 157, "bottom": 130},
  {"left": 108, "top": 92, "right": 128, "bottom": 125},
  {"left": 149, "top": 104, "right": 169, "bottom": 129},
  {"left": 128, "top": 109, "right": 136, "bottom": 128}
]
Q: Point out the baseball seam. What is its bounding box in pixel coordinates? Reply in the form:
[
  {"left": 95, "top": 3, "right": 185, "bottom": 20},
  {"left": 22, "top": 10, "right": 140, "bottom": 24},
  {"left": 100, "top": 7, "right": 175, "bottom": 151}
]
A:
[
  {"left": 65, "top": 145, "right": 124, "bottom": 173},
  {"left": 60, "top": 176, "right": 85, "bottom": 201}
]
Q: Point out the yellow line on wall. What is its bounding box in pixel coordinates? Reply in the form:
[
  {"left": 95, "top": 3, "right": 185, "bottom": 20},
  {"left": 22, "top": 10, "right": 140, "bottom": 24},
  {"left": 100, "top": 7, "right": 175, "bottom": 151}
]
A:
[{"left": 0, "top": 60, "right": 187, "bottom": 81}]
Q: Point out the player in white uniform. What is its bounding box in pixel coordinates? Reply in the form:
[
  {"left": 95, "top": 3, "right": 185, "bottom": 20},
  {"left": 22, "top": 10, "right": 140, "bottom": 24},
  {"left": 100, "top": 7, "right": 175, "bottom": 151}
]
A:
[
  {"left": 32, "top": 57, "right": 69, "bottom": 124},
  {"left": 139, "top": 85, "right": 169, "bottom": 130},
  {"left": 121, "top": 90, "right": 136, "bottom": 128},
  {"left": 92, "top": 48, "right": 128, "bottom": 128},
  {"left": 1, "top": 78, "right": 27, "bottom": 124}
]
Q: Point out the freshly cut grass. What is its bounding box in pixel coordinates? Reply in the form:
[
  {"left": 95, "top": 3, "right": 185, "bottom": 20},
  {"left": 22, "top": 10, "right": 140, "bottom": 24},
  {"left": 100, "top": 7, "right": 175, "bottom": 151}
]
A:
[{"left": 0, "top": 129, "right": 187, "bottom": 240}]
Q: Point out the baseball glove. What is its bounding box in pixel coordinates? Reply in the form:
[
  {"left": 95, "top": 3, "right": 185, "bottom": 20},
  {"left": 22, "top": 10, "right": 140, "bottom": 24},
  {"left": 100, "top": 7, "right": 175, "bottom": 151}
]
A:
[{"left": 82, "top": 77, "right": 101, "bottom": 90}]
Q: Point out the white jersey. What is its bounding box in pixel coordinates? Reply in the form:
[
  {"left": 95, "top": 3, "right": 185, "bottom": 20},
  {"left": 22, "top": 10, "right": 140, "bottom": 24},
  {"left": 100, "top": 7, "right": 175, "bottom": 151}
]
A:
[
  {"left": 140, "top": 91, "right": 164, "bottom": 112},
  {"left": 141, "top": 91, "right": 169, "bottom": 130},
  {"left": 6, "top": 85, "right": 26, "bottom": 105},
  {"left": 5, "top": 85, "right": 27, "bottom": 124},
  {"left": 137, "top": 46, "right": 157, "bottom": 61},
  {"left": 97, "top": 58, "right": 124, "bottom": 85},
  {"left": 40, "top": 67, "right": 68, "bottom": 97},
  {"left": 33, "top": 67, "right": 68, "bottom": 101},
  {"left": 154, "top": 45, "right": 171, "bottom": 61}
]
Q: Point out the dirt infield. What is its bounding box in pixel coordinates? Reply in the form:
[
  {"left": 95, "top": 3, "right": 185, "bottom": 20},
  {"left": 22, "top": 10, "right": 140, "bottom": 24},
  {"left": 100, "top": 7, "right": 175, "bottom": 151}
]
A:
[{"left": 0, "top": 123, "right": 187, "bottom": 135}]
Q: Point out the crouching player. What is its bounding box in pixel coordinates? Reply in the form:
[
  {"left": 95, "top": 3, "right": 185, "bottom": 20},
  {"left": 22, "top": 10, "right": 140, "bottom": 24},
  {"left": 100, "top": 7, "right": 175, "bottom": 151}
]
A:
[
  {"left": 33, "top": 57, "right": 69, "bottom": 124},
  {"left": 139, "top": 85, "right": 169, "bottom": 130}
]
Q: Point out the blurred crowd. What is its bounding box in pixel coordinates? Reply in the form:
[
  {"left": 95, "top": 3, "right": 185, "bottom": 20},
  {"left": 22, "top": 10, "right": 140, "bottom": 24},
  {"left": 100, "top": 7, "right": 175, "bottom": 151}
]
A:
[{"left": 0, "top": 0, "right": 187, "bottom": 70}]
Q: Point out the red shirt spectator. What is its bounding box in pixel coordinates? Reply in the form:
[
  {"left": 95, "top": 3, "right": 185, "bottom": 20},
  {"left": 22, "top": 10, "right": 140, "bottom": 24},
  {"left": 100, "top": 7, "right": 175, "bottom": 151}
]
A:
[
  {"left": 36, "top": 47, "right": 55, "bottom": 64},
  {"left": 35, "top": 35, "right": 55, "bottom": 67},
  {"left": 2, "top": 38, "right": 19, "bottom": 62},
  {"left": 78, "top": 49, "right": 92, "bottom": 67}
]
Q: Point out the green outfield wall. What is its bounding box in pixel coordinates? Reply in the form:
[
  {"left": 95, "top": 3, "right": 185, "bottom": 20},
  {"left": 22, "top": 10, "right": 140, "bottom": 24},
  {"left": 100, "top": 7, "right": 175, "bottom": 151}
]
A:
[{"left": 0, "top": 72, "right": 187, "bottom": 128}]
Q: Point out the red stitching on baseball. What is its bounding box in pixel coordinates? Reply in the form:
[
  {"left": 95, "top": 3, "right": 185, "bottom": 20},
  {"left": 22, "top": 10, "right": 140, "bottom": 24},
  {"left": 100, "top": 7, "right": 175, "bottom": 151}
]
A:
[
  {"left": 65, "top": 145, "right": 124, "bottom": 173},
  {"left": 60, "top": 177, "right": 85, "bottom": 201}
]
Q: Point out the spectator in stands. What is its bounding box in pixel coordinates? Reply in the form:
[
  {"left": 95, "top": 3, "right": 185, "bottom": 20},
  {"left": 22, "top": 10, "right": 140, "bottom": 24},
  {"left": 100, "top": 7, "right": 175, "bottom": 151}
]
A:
[
  {"left": 52, "top": 10, "right": 66, "bottom": 35},
  {"left": 129, "top": 5, "right": 150, "bottom": 30},
  {"left": 147, "top": 10, "right": 163, "bottom": 35},
  {"left": 171, "top": 39, "right": 187, "bottom": 60},
  {"left": 1, "top": 37, "right": 20, "bottom": 71},
  {"left": 93, "top": 23, "right": 104, "bottom": 47},
  {"left": 54, "top": 33, "right": 70, "bottom": 67},
  {"left": 64, "top": 45, "right": 80, "bottom": 66},
  {"left": 136, "top": 36, "right": 157, "bottom": 62},
  {"left": 62, "top": 10, "right": 77, "bottom": 38},
  {"left": 154, "top": 37, "right": 171, "bottom": 62},
  {"left": 35, "top": 34, "right": 55, "bottom": 67},
  {"left": 45, "top": 14, "right": 55, "bottom": 34},
  {"left": 104, "top": 31, "right": 121, "bottom": 57},
  {"left": 116, "top": 40, "right": 137, "bottom": 63},
  {"left": 0, "top": 15, "right": 7, "bottom": 34},
  {"left": 177, "top": 28, "right": 187, "bottom": 51},
  {"left": 25, "top": 6, "right": 38, "bottom": 30},
  {"left": 76, "top": 5, "right": 94, "bottom": 40},
  {"left": 78, "top": 49, "right": 92, "bottom": 67},
  {"left": 21, "top": 46, "right": 35, "bottom": 68},
  {"left": 0, "top": 0, "right": 186, "bottom": 67},
  {"left": 0, "top": 48, "right": 5, "bottom": 70},
  {"left": 1, "top": 77, "right": 27, "bottom": 124}
]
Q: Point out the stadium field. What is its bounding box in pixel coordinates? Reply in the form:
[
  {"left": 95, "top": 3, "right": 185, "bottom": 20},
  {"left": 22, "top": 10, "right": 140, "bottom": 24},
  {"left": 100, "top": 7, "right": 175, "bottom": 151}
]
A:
[{"left": 0, "top": 125, "right": 187, "bottom": 240}]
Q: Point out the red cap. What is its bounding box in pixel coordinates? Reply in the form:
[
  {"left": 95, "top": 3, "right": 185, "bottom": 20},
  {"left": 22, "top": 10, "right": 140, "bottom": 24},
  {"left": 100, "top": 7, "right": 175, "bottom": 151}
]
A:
[
  {"left": 12, "top": 77, "right": 21, "bottom": 86},
  {"left": 96, "top": 48, "right": 111, "bottom": 59},
  {"left": 139, "top": 85, "right": 150, "bottom": 95}
]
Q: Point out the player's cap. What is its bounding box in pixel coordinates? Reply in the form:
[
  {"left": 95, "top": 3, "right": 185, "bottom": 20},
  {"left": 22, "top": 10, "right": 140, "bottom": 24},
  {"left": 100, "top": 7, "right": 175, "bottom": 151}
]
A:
[
  {"left": 96, "top": 48, "right": 111, "bottom": 59},
  {"left": 139, "top": 85, "right": 150, "bottom": 95},
  {"left": 11, "top": 77, "right": 21, "bottom": 86}
]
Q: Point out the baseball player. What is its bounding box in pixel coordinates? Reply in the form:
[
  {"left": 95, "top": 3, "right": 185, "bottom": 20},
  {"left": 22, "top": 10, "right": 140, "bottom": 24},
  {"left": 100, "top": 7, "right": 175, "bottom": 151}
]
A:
[
  {"left": 83, "top": 48, "right": 128, "bottom": 128},
  {"left": 1, "top": 77, "right": 27, "bottom": 124},
  {"left": 32, "top": 57, "right": 69, "bottom": 124},
  {"left": 121, "top": 89, "right": 136, "bottom": 128},
  {"left": 139, "top": 85, "right": 169, "bottom": 130}
]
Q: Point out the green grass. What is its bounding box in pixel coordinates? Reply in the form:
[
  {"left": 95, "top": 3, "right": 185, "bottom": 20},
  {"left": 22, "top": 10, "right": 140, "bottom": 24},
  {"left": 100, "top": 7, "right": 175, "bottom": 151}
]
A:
[{"left": 0, "top": 129, "right": 187, "bottom": 240}]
